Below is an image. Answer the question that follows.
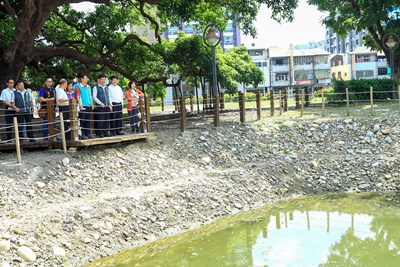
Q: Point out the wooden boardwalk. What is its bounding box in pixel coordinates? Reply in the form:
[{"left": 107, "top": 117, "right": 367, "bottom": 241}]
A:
[{"left": 0, "top": 132, "right": 152, "bottom": 152}]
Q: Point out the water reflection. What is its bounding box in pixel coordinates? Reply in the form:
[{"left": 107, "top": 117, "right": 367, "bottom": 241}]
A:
[{"left": 84, "top": 193, "right": 400, "bottom": 267}]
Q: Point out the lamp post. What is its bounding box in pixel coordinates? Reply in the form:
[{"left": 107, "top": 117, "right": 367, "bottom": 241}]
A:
[
  {"left": 203, "top": 23, "right": 222, "bottom": 126},
  {"left": 384, "top": 34, "right": 398, "bottom": 100}
]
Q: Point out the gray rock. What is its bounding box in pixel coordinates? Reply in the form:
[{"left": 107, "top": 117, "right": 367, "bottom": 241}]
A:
[
  {"left": 199, "top": 136, "right": 206, "bottom": 141},
  {"left": 359, "top": 183, "right": 371, "bottom": 190},
  {"left": 385, "top": 136, "right": 393, "bottom": 144},
  {"left": 366, "top": 131, "right": 374, "bottom": 137},
  {"left": 373, "top": 124, "right": 380, "bottom": 133},
  {"left": 1, "top": 261, "right": 11, "bottom": 267},
  {"left": 17, "top": 246, "right": 36, "bottom": 262}
]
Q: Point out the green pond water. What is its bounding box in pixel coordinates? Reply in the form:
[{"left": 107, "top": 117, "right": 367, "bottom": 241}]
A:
[{"left": 84, "top": 193, "right": 400, "bottom": 267}]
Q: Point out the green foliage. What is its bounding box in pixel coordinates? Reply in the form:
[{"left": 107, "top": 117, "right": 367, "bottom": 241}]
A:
[
  {"left": 327, "top": 79, "right": 398, "bottom": 101},
  {"left": 0, "top": 15, "right": 15, "bottom": 47},
  {"left": 313, "top": 87, "right": 334, "bottom": 97},
  {"left": 308, "top": 0, "right": 400, "bottom": 75}
]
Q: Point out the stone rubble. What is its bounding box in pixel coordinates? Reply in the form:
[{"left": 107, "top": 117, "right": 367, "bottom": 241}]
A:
[{"left": 0, "top": 115, "right": 400, "bottom": 266}]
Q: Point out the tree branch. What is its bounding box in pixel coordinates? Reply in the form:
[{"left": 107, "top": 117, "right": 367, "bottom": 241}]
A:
[
  {"left": 1, "top": 0, "right": 17, "bottom": 18},
  {"left": 138, "top": 0, "right": 162, "bottom": 43},
  {"left": 33, "top": 46, "right": 139, "bottom": 81},
  {"left": 105, "top": 33, "right": 152, "bottom": 56}
]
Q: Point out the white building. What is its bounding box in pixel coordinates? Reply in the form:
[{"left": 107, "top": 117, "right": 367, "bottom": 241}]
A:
[{"left": 245, "top": 46, "right": 331, "bottom": 94}]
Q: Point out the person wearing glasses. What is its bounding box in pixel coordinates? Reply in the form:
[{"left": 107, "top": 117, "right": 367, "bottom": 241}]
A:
[
  {"left": 0, "top": 78, "right": 17, "bottom": 141},
  {"left": 38, "top": 77, "right": 56, "bottom": 139}
]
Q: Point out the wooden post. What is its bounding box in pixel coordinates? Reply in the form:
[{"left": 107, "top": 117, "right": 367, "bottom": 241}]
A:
[
  {"left": 295, "top": 89, "right": 300, "bottom": 109},
  {"left": 59, "top": 112, "right": 67, "bottom": 154},
  {"left": 398, "top": 85, "right": 400, "bottom": 112},
  {"left": 270, "top": 89, "right": 275, "bottom": 116},
  {"left": 370, "top": 86, "right": 374, "bottom": 115},
  {"left": 256, "top": 91, "right": 261, "bottom": 120},
  {"left": 220, "top": 93, "right": 225, "bottom": 110},
  {"left": 161, "top": 98, "right": 165, "bottom": 111},
  {"left": 47, "top": 100, "right": 55, "bottom": 148},
  {"left": 214, "top": 94, "right": 220, "bottom": 127},
  {"left": 321, "top": 88, "right": 325, "bottom": 117},
  {"left": 189, "top": 94, "right": 194, "bottom": 112},
  {"left": 284, "top": 88, "right": 288, "bottom": 112},
  {"left": 346, "top": 87, "right": 350, "bottom": 117},
  {"left": 279, "top": 90, "right": 282, "bottom": 115},
  {"left": 301, "top": 89, "right": 305, "bottom": 117},
  {"left": 145, "top": 98, "right": 151, "bottom": 133},
  {"left": 239, "top": 92, "right": 246, "bottom": 123},
  {"left": 13, "top": 117, "right": 21, "bottom": 163},
  {"left": 139, "top": 98, "right": 145, "bottom": 133},
  {"left": 180, "top": 96, "right": 186, "bottom": 132},
  {"left": 69, "top": 99, "right": 79, "bottom": 142}
]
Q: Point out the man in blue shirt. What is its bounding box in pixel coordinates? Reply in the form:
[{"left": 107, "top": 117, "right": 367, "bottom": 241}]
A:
[
  {"left": 75, "top": 73, "right": 93, "bottom": 139},
  {"left": 0, "top": 78, "right": 17, "bottom": 141}
]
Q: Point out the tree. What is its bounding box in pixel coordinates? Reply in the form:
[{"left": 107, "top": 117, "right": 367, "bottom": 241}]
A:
[
  {"left": 0, "top": 0, "right": 298, "bottom": 90},
  {"left": 308, "top": 0, "right": 400, "bottom": 77},
  {"left": 219, "top": 46, "right": 264, "bottom": 95}
]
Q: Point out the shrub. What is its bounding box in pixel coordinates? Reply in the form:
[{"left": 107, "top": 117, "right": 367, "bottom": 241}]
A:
[{"left": 327, "top": 78, "right": 398, "bottom": 101}]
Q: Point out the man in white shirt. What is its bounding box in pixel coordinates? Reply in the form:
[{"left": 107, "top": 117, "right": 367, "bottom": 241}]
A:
[
  {"left": 0, "top": 79, "right": 17, "bottom": 140},
  {"left": 12, "top": 81, "right": 35, "bottom": 142},
  {"left": 108, "top": 75, "right": 125, "bottom": 135}
]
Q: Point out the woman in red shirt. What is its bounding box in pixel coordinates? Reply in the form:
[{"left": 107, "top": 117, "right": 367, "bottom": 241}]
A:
[{"left": 125, "top": 81, "right": 143, "bottom": 133}]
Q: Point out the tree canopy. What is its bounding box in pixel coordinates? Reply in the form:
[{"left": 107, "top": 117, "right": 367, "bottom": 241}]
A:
[
  {"left": 308, "top": 0, "right": 400, "bottom": 76},
  {"left": 0, "top": 0, "right": 298, "bottom": 89}
]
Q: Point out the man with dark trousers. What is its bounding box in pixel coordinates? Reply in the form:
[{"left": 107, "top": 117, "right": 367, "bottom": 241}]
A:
[
  {"left": 108, "top": 75, "right": 124, "bottom": 135},
  {"left": 12, "top": 81, "right": 35, "bottom": 142},
  {"left": 0, "top": 78, "right": 17, "bottom": 141},
  {"left": 93, "top": 74, "right": 113, "bottom": 138},
  {"left": 38, "top": 77, "right": 55, "bottom": 139}
]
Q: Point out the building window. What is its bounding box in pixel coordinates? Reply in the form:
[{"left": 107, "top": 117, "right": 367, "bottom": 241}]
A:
[
  {"left": 378, "top": 68, "right": 388, "bottom": 75},
  {"left": 272, "top": 58, "right": 289, "bottom": 66},
  {"left": 275, "top": 73, "right": 289, "bottom": 81},
  {"left": 225, "top": 36, "right": 233, "bottom": 44},
  {"left": 262, "top": 62, "right": 268, "bottom": 67},
  {"left": 315, "top": 55, "right": 329, "bottom": 64},
  {"left": 338, "top": 71, "right": 342, "bottom": 79},
  {"left": 356, "top": 70, "right": 374, "bottom": 77},
  {"left": 294, "top": 56, "right": 313, "bottom": 65},
  {"left": 315, "top": 71, "right": 330, "bottom": 79},
  {"left": 332, "top": 73, "right": 336, "bottom": 79},
  {"left": 355, "top": 55, "right": 371, "bottom": 63}
]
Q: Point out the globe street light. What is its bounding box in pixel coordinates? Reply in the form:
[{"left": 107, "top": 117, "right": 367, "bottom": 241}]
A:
[
  {"left": 203, "top": 23, "right": 222, "bottom": 126},
  {"left": 383, "top": 33, "right": 399, "bottom": 99}
]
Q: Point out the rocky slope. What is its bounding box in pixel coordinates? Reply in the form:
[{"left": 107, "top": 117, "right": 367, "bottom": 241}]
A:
[{"left": 0, "top": 115, "right": 400, "bottom": 266}]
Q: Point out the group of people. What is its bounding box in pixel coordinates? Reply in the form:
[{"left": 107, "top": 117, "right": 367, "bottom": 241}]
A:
[{"left": 0, "top": 72, "right": 144, "bottom": 142}]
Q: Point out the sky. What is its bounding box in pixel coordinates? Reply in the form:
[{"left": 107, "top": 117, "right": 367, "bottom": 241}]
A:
[
  {"left": 72, "top": 0, "right": 326, "bottom": 48},
  {"left": 241, "top": 0, "right": 327, "bottom": 48}
]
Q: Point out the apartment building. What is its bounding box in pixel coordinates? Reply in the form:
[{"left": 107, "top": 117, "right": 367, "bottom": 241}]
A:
[
  {"left": 330, "top": 47, "right": 389, "bottom": 80},
  {"left": 267, "top": 47, "right": 331, "bottom": 92},
  {"left": 163, "top": 19, "right": 241, "bottom": 50},
  {"left": 325, "top": 28, "right": 367, "bottom": 54}
]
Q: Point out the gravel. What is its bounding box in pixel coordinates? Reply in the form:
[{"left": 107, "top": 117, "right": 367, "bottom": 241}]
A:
[{"left": 0, "top": 115, "right": 400, "bottom": 266}]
